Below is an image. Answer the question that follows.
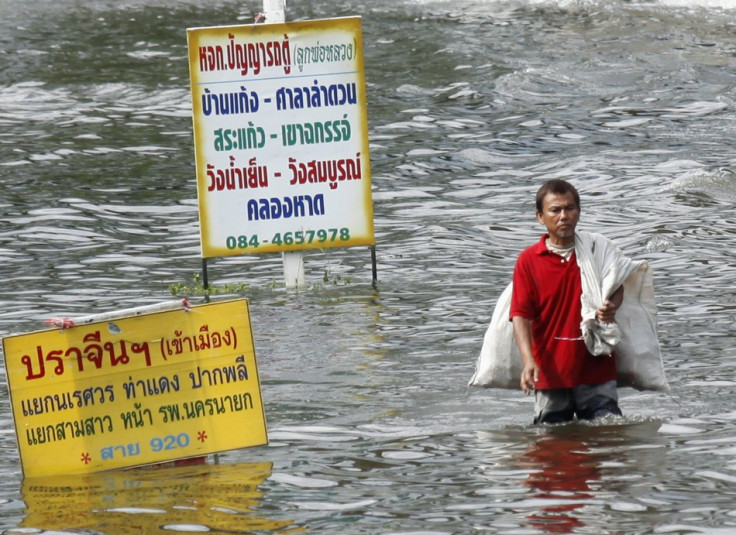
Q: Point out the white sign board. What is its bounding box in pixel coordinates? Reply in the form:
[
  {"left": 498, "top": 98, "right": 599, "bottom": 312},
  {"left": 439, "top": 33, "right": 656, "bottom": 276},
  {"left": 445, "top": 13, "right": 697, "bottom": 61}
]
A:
[{"left": 187, "top": 17, "right": 374, "bottom": 259}]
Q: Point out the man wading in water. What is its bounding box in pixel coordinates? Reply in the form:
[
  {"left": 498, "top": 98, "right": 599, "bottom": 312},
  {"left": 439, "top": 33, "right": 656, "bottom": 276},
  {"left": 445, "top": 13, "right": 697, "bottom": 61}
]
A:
[{"left": 510, "top": 179, "right": 624, "bottom": 424}]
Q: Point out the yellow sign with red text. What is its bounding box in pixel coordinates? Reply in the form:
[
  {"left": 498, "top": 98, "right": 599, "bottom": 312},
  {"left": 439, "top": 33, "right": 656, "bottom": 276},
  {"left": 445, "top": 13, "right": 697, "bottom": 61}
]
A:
[{"left": 2, "top": 299, "right": 267, "bottom": 477}]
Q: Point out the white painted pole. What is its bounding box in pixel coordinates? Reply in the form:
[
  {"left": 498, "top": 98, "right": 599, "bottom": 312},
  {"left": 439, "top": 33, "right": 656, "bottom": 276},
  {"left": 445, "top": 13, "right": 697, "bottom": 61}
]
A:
[
  {"left": 282, "top": 249, "right": 306, "bottom": 289},
  {"left": 262, "top": 0, "right": 286, "bottom": 23},
  {"left": 261, "top": 0, "right": 305, "bottom": 289}
]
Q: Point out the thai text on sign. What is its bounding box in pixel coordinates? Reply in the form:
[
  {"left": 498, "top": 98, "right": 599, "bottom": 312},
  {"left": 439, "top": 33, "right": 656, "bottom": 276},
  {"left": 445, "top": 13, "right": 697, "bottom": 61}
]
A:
[
  {"left": 2, "top": 299, "right": 267, "bottom": 477},
  {"left": 187, "top": 16, "right": 375, "bottom": 258}
]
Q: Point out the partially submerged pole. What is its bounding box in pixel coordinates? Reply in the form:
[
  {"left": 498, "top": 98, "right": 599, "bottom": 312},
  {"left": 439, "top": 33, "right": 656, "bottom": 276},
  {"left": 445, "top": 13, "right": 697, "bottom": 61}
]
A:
[
  {"left": 262, "top": 0, "right": 286, "bottom": 23},
  {"left": 261, "top": 0, "right": 304, "bottom": 289}
]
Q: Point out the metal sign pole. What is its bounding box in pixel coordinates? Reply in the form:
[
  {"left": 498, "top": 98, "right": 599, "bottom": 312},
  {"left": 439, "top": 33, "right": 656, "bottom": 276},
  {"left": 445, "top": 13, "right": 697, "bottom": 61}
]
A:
[
  {"left": 202, "top": 257, "right": 209, "bottom": 291},
  {"left": 370, "top": 246, "right": 378, "bottom": 289}
]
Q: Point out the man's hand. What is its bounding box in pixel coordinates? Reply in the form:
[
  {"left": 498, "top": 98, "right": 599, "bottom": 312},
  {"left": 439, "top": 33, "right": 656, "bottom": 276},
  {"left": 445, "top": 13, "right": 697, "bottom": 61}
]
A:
[
  {"left": 512, "top": 316, "right": 538, "bottom": 395},
  {"left": 596, "top": 285, "right": 624, "bottom": 324},
  {"left": 520, "top": 361, "right": 539, "bottom": 395},
  {"left": 596, "top": 300, "right": 618, "bottom": 323}
]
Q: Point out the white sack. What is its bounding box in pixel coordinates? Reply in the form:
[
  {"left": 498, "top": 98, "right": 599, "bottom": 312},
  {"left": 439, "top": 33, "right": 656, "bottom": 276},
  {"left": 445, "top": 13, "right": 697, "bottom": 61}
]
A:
[
  {"left": 468, "top": 231, "right": 669, "bottom": 392},
  {"left": 467, "top": 282, "right": 520, "bottom": 390},
  {"left": 615, "top": 261, "right": 669, "bottom": 392}
]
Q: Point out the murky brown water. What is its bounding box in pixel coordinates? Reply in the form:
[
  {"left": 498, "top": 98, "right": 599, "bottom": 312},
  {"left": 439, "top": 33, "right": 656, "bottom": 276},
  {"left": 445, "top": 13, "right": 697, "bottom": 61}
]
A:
[{"left": 1, "top": 0, "right": 736, "bottom": 533}]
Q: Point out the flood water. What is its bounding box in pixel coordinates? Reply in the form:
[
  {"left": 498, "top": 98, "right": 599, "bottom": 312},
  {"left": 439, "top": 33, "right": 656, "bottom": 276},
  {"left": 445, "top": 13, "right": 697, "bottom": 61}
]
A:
[{"left": 2, "top": 0, "right": 736, "bottom": 533}]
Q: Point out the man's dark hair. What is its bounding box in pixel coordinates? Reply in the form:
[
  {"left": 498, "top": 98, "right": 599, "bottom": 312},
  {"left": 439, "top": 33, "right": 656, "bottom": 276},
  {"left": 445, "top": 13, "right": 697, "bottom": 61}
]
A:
[{"left": 535, "top": 179, "right": 581, "bottom": 213}]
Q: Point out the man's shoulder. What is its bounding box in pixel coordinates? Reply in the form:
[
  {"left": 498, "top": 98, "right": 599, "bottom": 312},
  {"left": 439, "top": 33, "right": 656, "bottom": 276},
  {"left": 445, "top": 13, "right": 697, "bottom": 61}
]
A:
[
  {"left": 575, "top": 230, "right": 618, "bottom": 252},
  {"left": 518, "top": 235, "right": 547, "bottom": 257},
  {"left": 576, "top": 230, "right": 614, "bottom": 243},
  {"left": 514, "top": 237, "right": 547, "bottom": 272}
]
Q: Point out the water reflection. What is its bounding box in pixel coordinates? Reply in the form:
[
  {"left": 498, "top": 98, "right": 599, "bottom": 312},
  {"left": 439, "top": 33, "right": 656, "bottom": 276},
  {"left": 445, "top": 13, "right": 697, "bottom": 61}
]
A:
[
  {"left": 519, "top": 430, "right": 600, "bottom": 534},
  {"left": 515, "top": 420, "right": 665, "bottom": 534},
  {"left": 20, "top": 460, "right": 295, "bottom": 533}
]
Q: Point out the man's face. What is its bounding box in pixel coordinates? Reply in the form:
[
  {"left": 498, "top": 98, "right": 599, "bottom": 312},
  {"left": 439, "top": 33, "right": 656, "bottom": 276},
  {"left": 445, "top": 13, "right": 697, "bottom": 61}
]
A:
[{"left": 536, "top": 191, "right": 580, "bottom": 246}]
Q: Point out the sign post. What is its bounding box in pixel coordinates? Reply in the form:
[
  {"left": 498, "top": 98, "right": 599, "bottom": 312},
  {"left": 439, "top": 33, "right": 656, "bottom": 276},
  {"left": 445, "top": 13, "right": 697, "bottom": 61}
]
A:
[
  {"left": 263, "top": 0, "right": 286, "bottom": 24},
  {"left": 187, "top": 12, "right": 375, "bottom": 289},
  {"left": 264, "top": 0, "right": 304, "bottom": 288}
]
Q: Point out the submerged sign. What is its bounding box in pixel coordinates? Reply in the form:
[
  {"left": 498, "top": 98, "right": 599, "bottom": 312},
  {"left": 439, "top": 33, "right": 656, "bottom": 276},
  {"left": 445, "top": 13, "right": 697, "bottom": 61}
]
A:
[
  {"left": 2, "top": 299, "right": 267, "bottom": 477},
  {"left": 187, "top": 16, "right": 374, "bottom": 258}
]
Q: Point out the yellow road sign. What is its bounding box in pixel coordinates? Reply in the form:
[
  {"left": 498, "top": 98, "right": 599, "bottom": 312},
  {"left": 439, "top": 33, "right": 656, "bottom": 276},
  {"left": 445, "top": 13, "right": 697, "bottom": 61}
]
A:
[{"left": 3, "top": 299, "right": 267, "bottom": 477}]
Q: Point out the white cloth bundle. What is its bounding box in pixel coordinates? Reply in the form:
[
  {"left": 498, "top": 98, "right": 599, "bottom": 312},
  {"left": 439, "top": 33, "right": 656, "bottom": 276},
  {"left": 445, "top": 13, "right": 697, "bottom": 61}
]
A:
[
  {"left": 468, "top": 231, "right": 669, "bottom": 392},
  {"left": 577, "top": 230, "right": 640, "bottom": 356}
]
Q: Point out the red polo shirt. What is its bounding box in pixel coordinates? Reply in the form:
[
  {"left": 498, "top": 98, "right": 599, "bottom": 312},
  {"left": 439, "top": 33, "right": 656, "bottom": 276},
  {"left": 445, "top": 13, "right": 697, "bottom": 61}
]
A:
[{"left": 510, "top": 234, "right": 617, "bottom": 389}]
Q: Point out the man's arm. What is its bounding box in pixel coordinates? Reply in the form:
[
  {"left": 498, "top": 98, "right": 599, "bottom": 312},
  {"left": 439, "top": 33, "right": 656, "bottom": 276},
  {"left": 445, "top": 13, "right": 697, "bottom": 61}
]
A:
[
  {"left": 596, "top": 285, "right": 624, "bottom": 324},
  {"left": 512, "top": 316, "right": 538, "bottom": 395}
]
